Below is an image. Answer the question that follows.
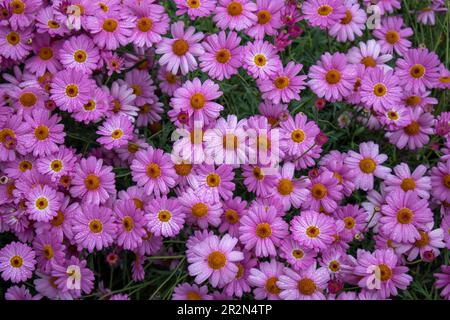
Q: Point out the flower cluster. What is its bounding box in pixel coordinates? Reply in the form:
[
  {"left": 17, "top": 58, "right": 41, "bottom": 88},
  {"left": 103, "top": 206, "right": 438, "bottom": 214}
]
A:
[{"left": 0, "top": 0, "right": 449, "bottom": 301}]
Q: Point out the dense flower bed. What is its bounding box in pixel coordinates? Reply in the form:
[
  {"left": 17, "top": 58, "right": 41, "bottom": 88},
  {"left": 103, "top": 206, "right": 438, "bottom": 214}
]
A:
[{"left": 0, "top": 0, "right": 449, "bottom": 300}]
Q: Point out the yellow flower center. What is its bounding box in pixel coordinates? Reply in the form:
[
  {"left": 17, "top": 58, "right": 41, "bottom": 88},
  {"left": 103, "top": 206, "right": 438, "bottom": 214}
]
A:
[
  {"left": 410, "top": 64, "right": 425, "bottom": 78},
  {"left": 343, "top": 217, "right": 356, "bottom": 229},
  {"left": 122, "top": 216, "right": 134, "bottom": 231},
  {"left": 99, "top": 2, "right": 108, "bottom": 11},
  {"left": 43, "top": 245, "right": 54, "bottom": 260},
  {"left": 227, "top": 1, "right": 243, "bottom": 16},
  {"left": 400, "top": 178, "right": 416, "bottom": 191},
  {"left": 206, "top": 173, "right": 220, "bottom": 187},
  {"left": 361, "top": 56, "right": 377, "bottom": 68},
  {"left": 385, "top": 30, "right": 400, "bottom": 44},
  {"left": 396, "top": 208, "right": 413, "bottom": 224},
  {"left": 165, "top": 72, "right": 177, "bottom": 84},
  {"left": 50, "top": 160, "right": 63, "bottom": 172},
  {"left": 73, "top": 49, "right": 87, "bottom": 63},
  {"left": 6, "top": 31, "right": 20, "bottom": 45},
  {"left": 172, "top": 39, "right": 189, "bottom": 56},
  {"left": 102, "top": 18, "right": 118, "bottom": 32},
  {"left": 340, "top": 10, "right": 353, "bottom": 24},
  {"left": 404, "top": 121, "right": 420, "bottom": 136},
  {"left": 439, "top": 76, "right": 450, "bottom": 83},
  {"left": 187, "top": 291, "right": 201, "bottom": 300},
  {"left": 38, "top": 47, "right": 53, "bottom": 60},
  {"left": 256, "top": 222, "right": 272, "bottom": 238},
  {"left": 89, "top": 219, "right": 103, "bottom": 233},
  {"left": 277, "top": 178, "right": 293, "bottom": 195},
  {"left": 83, "top": 100, "right": 96, "bottom": 111},
  {"left": 11, "top": 0, "right": 25, "bottom": 14},
  {"left": 387, "top": 110, "right": 399, "bottom": 121},
  {"left": 191, "top": 203, "right": 208, "bottom": 218},
  {"left": 131, "top": 84, "right": 142, "bottom": 96},
  {"left": 19, "top": 160, "right": 32, "bottom": 172},
  {"left": 292, "top": 249, "right": 304, "bottom": 259},
  {"left": 34, "top": 125, "right": 49, "bottom": 140},
  {"left": 10, "top": 255, "right": 23, "bottom": 268},
  {"left": 443, "top": 174, "right": 450, "bottom": 189},
  {"left": 253, "top": 54, "right": 267, "bottom": 67},
  {"left": 190, "top": 93, "right": 206, "bottom": 109},
  {"left": 325, "top": 69, "right": 341, "bottom": 84},
  {"left": 215, "top": 48, "right": 231, "bottom": 64},
  {"left": 405, "top": 95, "right": 422, "bottom": 106},
  {"left": 65, "top": 84, "right": 79, "bottom": 98},
  {"left": 329, "top": 260, "right": 340, "bottom": 272},
  {"left": 415, "top": 230, "right": 429, "bottom": 247},
  {"left": 265, "top": 277, "right": 281, "bottom": 295},
  {"left": 373, "top": 83, "right": 387, "bottom": 97},
  {"left": 35, "top": 197, "right": 48, "bottom": 210},
  {"left": 187, "top": 0, "right": 201, "bottom": 8},
  {"left": 274, "top": 76, "right": 290, "bottom": 89},
  {"left": 174, "top": 163, "right": 192, "bottom": 176},
  {"left": 146, "top": 163, "right": 161, "bottom": 179},
  {"left": 297, "top": 278, "right": 316, "bottom": 295},
  {"left": 137, "top": 17, "right": 152, "bottom": 32},
  {"left": 50, "top": 210, "right": 65, "bottom": 226},
  {"left": 291, "top": 129, "right": 305, "bottom": 143},
  {"left": 378, "top": 264, "right": 392, "bottom": 281},
  {"left": 311, "top": 183, "right": 327, "bottom": 200},
  {"left": 359, "top": 158, "right": 376, "bottom": 174},
  {"left": 306, "top": 226, "right": 320, "bottom": 238},
  {"left": 252, "top": 166, "right": 264, "bottom": 180},
  {"left": 207, "top": 251, "right": 226, "bottom": 270},
  {"left": 257, "top": 10, "right": 271, "bottom": 24},
  {"left": 236, "top": 263, "right": 244, "bottom": 279},
  {"left": 225, "top": 209, "right": 239, "bottom": 224},
  {"left": 317, "top": 5, "right": 332, "bottom": 16},
  {"left": 84, "top": 174, "right": 100, "bottom": 190},
  {"left": 47, "top": 20, "right": 59, "bottom": 29},
  {"left": 111, "top": 129, "right": 123, "bottom": 140}
]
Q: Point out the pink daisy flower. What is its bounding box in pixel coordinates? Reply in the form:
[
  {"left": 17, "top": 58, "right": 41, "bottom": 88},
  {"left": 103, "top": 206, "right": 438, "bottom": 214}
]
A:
[
  {"left": 0, "top": 26, "right": 32, "bottom": 61},
  {"left": 146, "top": 196, "right": 185, "bottom": 238},
  {"left": 242, "top": 40, "right": 282, "bottom": 80},
  {"left": 72, "top": 203, "right": 116, "bottom": 252},
  {"left": 5, "top": 285, "right": 41, "bottom": 300},
  {"left": 121, "top": 69, "right": 156, "bottom": 107},
  {"left": 213, "top": 0, "right": 257, "bottom": 31},
  {"left": 25, "top": 185, "right": 61, "bottom": 222},
  {"left": 0, "top": 114, "right": 27, "bottom": 161},
  {"left": 335, "top": 204, "right": 366, "bottom": 242},
  {"left": 353, "top": 248, "right": 412, "bottom": 299},
  {"left": 373, "top": 16, "right": 413, "bottom": 56},
  {"left": 308, "top": 52, "right": 355, "bottom": 102},
  {"left": 72, "top": 87, "right": 112, "bottom": 124},
  {"left": 35, "top": 7, "right": 68, "bottom": 37},
  {"left": 155, "top": 21, "right": 204, "bottom": 75},
  {"left": 179, "top": 188, "right": 222, "bottom": 229},
  {"left": 380, "top": 190, "right": 433, "bottom": 243},
  {"left": 105, "top": 81, "right": 138, "bottom": 120},
  {"left": 70, "top": 156, "right": 116, "bottom": 205},
  {"left": 279, "top": 237, "right": 317, "bottom": 271},
  {"left": 199, "top": 31, "right": 242, "bottom": 81},
  {"left": 384, "top": 163, "right": 431, "bottom": 199},
  {"left": 157, "top": 69, "right": 182, "bottom": 96},
  {"left": 187, "top": 234, "right": 244, "bottom": 288},
  {"left": 279, "top": 113, "right": 320, "bottom": 158},
  {"left": 257, "top": 61, "right": 307, "bottom": 104},
  {"left": 304, "top": 170, "right": 343, "bottom": 213},
  {"left": 434, "top": 265, "right": 450, "bottom": 300},
  {"left": 3, "top": 0, "right": 41, "bottom": 30},
  {"left": 242, "top": 164, "right": 277, "bottom": 197},
  {"left": 377, "top": 104, "right": 411, "bottom": 130},
  {"left": 25, "top": 35, "right": 62, "bottom": 77},
  {"left": 218, "top": 197, "right": 247, "bottom": 237},
  {"left": 431, "top": 159, "right": 450, "bottom": 203},
  {"left": 290, "top": 210, "right": 336, "bottom": 251},
  {"left": 239, "top": 204, "right": 289, "bottom": 257},
  {"left": 385, "top": 108, "right": 434, "bottom": 150},
  {"left": 362, "top": 0, "right": 401, "bottom": 15},
  {"left": 86, "top": 12, "right": 133, "bottom": 50},
  {"left": 59, "top": 35, "right": 100, "bottom": 75},
  {"left": 174, "top": 0, "right": 216, "bottom": 19},
  {"left": 222, "top": 251, "right": 257, "bottom": 297},
  {"left": 32, "top": 232, "right": 65, "bottom": 273},
  {"left": 277, "top": 264, "right": 330, "bottom": 300},
  {"left": 20, "top": 109, "right": 65, "bottom": 157},
  {"left": 248, "top": 259, "right": 284, "bottom": 300},
  {"left": 128, "top": 2, "right": 170, "bottom": 47},
  {"left": 96, "top": 115, "right": 133, "bottom": 150},
  {"left": 270, "top": 162, "right": 309, "bottom": 211},
  {"left": 319, "top": 150, "right": 357, "bottom": 197},
  {"left": 169, "top": 77, "right": 223, "bottom": 126},
  {"left": 114, "top": 199, "right": 147, "bottom": 250},
  {"left": 258, "top": 101, "right": 289, "bottom": 127},
  {"left": 395, "top": 48, "right": 441, "bottom": 93},
  {"left": 328, "top": 0, "right": 367, "bottom": 42},
  {"left": 302, "top": 0, "right": 346, "bottom": 29},
  {"left": 193, "top": 164, "right": 235, "bottom": 202},
  {"left": 130, "top": 147, "right": 177, "bottom": 197},
  {"left": 50, "top": 256, "right": 94, "bottom": 298},
  {"left": 436, "top": 64, "right": 450, "bottom": 89},
  {"left": 246, "top": 0, "right": 283, "bottom": 39},
  {"left": 50, "top": 69, "right": 92, "bottom": 112},
  {"left": 347, "top": 39, "right": 392, "bottom": 69},
  {"left": 0, "top": 242, "right": 36, "bottom": 283},
  {"left": 397, "top": 227, "right": 445, "bottom": 261},
  {"left": 360, "top": 67, "right": 402, "bottom": 112},
  {"left": 345, "top": 141, "right": 391, "bottom": 191}
]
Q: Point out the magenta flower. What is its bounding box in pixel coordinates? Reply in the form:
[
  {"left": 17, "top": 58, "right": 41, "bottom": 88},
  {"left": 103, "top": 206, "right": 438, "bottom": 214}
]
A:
[
  {"left": 239, "top": 204, "right": 289, "bottom": 257},
  {"left": 187, "top": 234, "right": 244, "bottom": 288},
  {"left": 431, "top": 159, "right": 450, "bottom": 203},
  {"left": 131, "top": 147, "right": 177, "bottom": 197},
  {"left": 72, "top": 203, "right": 116, "bottom": 252},
  {"left": 172, "top": 283, "right": 212, "bottom": 300},
  {"left": 114, "top": 199, "right": 147, "bottom": 250},
  {"left": 219, "top": 197, "right": 247, "bottom": 237},
  {"left": 213, "top": 0, "right": 257, "bottom": 31},
  {"left": 51, "top": 256, "right": 94, "bottom": 298},
  {"left": 290, "top": 210, "right": 336, "bottom": 251},
  {"left": 304, "top": 169, "right": 343, "bottom": 213},
  {"left": 373, "top": 16, "right": 413, "bottom": 56},
  {"left": 328, "top": 0, "right": 367, "bottom": 42},
  {"left": 258, "top": 61, "right": 307, "bottom": 104},
  {"left": 86, "top": 12, "right": 133, "bottom": 50},
  {"left": 279, "top": 237, "right": 317, "bottom": 271},
  {"left": 193, "top": 164, "right": 235, "bottom": 202},
  {"left": 302, "top": 0, "right": 346, "bottom": 29},
  {"left": 96, "top": 115, "right": 133, "bottom": 150},
  {"left": 242, "top": 40, "right": 282, "bottom": 80},
  {"left": 50, "top": 69, "right": 92, "bottom": 112},
  {"left": 434, "top": 265, "right": 450, "bottom": 300},
  {"left": 384, "top": 163, "right": 431, "bottom": 199},
  {"left": 174, "top": 0, "right": 216, "bottom": 19},
  {"left": 248, "top": 259, "right": 284, "bottom": 300},
  {"left": 59, "top": 35, "right": 100, "bottom": 74},
  {"left": 0, "top": 26, "right": 33, "bottom": 61},
  {"left": 156, "top": 21, "right": 204, "bottom": 75},
  {"left": 0, "top": 242, "right": 36, "bottom": 283},
  {"left": 347, "top": 40, "right": 392, "bottom": 69},
  {"left": 179, "top": 188, "right": 222, "bottom": 229},
  {"left": 335, "top": 204, "right": 366, "bottom": 242},
  {"left": 146, "top": 196, "right": 186, "bottom": 238},
  {"left": 25, "top": 185, "right": 62, "bottom": 222},
  {"left": 246, "top": 0, "right": 284, "bottom": 39},
  {"left": 70, "top": 156, "right": 116, "bottom": 205}
]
